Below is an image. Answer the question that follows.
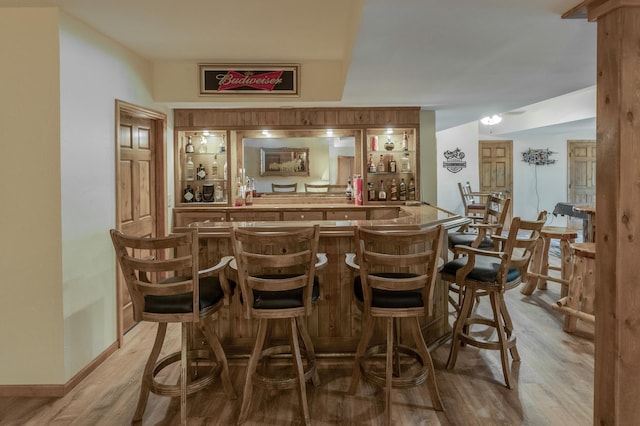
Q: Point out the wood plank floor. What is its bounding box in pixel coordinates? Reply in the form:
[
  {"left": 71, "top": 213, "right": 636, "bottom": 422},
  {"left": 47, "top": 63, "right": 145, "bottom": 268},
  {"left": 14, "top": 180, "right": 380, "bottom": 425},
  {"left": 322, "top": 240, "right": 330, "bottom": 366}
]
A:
[{"left": 0, "top": 278, "right": 594, "bottom": 425}]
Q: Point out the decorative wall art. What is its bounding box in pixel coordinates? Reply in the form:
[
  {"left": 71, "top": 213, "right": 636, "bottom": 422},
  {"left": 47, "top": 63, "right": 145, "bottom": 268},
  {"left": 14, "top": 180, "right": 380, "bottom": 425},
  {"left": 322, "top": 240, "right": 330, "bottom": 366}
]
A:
[
  {"left": 522, "top": 148, "right": 556, "bottom": 165},
  {"left": 442, "top": 148, "right": 467, "bottom": 173},
  {"left": 260, "top": 147, "right": 310, "bottom": 177}
]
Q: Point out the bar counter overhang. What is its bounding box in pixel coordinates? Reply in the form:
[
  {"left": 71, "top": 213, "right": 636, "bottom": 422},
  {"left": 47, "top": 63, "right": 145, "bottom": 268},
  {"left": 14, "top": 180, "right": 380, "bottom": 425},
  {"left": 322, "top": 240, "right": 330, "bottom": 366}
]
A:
[{"left": 175, "top": 203, "right": 470, "bottom": 355}]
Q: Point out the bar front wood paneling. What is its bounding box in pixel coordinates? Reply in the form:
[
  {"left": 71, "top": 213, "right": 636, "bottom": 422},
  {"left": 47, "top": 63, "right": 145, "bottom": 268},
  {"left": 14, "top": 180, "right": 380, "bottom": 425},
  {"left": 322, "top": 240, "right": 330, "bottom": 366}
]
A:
[{"left": 176, "top": 204, "right": 469, "bottom": 355}]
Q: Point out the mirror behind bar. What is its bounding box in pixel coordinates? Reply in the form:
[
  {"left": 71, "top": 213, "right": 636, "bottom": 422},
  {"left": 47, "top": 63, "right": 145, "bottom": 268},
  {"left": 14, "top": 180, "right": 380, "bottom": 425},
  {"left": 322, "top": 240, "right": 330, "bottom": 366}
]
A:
[{"left": 243, "top": 135, "right": 356, "bottom": 195}]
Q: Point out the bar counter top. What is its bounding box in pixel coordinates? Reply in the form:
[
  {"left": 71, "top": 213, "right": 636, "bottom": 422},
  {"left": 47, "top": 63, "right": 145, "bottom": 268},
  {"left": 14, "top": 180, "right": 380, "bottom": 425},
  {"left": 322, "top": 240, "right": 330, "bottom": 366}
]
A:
[
  {"left": 178, "top": 203, "right": 469, "bottom": 233},
  {"left": 175, "top": 203, "right": 468, "bottom": 354}
]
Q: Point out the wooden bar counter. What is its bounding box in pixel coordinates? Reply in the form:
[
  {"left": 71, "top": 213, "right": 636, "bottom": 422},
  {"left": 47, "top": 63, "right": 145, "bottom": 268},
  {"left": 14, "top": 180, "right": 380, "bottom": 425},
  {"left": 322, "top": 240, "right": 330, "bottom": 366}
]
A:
[{"left": 174, "top": 203, "right": 469, "bottom": 356}]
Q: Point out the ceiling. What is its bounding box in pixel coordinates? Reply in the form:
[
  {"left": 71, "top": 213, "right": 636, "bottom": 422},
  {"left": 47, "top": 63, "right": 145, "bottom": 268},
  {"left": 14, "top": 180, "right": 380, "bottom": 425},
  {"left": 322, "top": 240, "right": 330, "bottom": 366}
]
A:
[{"left": 0, "top": 0, "right": 596, "bottom": 131}]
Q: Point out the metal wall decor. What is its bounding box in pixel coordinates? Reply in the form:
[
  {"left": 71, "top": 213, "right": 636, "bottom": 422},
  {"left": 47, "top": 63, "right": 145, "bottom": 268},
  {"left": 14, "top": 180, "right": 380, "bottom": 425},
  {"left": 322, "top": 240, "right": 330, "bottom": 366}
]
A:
[
  {"left": 442, "top": 148, "right": 467, "bottom": 173},
  {"left": 522, "top": 148, "right": 556, "bottom": 165}
]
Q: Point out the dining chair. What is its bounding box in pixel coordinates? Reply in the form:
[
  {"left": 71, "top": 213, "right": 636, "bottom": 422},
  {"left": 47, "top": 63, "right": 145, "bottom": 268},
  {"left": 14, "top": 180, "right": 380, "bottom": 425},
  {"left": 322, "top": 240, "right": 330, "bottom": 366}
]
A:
[
  {"left": 304, "top": 183, "right": 330, "bottom": 193},
  {"left": 440, "top": 211, "right": 547, "bottom": 388},
  {"left": 458, "top": 181, "right": 490, "bottom": 220},
  {"left": 345, "top": 225, "right": 445, "bottom": 424},
  {"left": 448, "top": 194, "right": 511, "bottom": 252},
  {"left": 230, "top": 225, "right": 325, "bottom": 426},
  {"left": 271, "top": 183, "right": 298, "bottom": 192},
  {"left": 447, "top": 195, "right": 511, "bottom": 313},
  {"left": 110, "top": 229, "right": 236, "bottom": 425}
]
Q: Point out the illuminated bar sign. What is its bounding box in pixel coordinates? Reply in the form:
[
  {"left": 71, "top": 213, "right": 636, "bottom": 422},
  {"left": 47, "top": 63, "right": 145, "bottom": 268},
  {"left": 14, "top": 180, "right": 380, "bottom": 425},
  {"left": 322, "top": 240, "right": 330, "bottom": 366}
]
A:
[{"left": 199, "top": 64, "right": 299, "bottom": 96}]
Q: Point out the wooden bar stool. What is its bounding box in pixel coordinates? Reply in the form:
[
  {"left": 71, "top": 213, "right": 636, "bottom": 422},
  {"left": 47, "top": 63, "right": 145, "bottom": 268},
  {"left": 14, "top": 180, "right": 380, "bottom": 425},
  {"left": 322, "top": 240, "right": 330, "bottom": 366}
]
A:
[
  {"left": 553, "top": 242, "right": 596, "bottom": 333},
  {"left": 110, "top": 229, "right": 236, "bottom": 425},
  {"left": 441, "top": 213, "right": 546, "bottom": 389},
  {"left": 521, "top": 226, "right": 579, "bottom": 298},
  {"left": 345, "top": 225, "right": 445, "bottom": 425},
  {"left": 230, "top": 225, "right": 324, "bottom": 426}
]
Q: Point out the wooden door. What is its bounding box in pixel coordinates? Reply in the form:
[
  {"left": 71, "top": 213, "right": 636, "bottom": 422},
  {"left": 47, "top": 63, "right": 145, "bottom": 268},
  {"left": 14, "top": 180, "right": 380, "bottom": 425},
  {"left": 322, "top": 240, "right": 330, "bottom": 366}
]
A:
[
  {"left": 568, "top": 140, "right": 596, "bottom": 204},
  {"left": 479, "top": 140, "right": 513, "bottom": 224},
  {"left": 115, "top": 101, "right": 166, "bottom": 340},
  {"left": 337, "top": 155, "right": 354, "bottom": 185}
]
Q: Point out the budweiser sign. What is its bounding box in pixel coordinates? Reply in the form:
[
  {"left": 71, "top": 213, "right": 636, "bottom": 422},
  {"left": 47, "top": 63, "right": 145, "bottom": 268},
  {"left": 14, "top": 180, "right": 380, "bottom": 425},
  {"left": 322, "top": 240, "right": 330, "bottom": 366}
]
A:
[{"left": 199, "top": 64, "right": 299, "bottom": 95}]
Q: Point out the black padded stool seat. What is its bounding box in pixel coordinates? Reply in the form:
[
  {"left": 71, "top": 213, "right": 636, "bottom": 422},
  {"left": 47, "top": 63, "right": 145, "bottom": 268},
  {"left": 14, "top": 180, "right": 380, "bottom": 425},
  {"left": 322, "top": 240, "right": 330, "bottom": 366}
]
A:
[
  {"left": 252, "top": 275, "right": 320, "bottom": 309},
  {"left": 354, "top": 273, "right": 424, "bottom": 308},
  {"left": 145, "top": 276, "right": 233, "bottom": 313},
  {"left": 441, "top": 256, "right": 521, "bottom": 285},
  {"left": 447, "top": 232, "right": 494, "bottom": 249}
]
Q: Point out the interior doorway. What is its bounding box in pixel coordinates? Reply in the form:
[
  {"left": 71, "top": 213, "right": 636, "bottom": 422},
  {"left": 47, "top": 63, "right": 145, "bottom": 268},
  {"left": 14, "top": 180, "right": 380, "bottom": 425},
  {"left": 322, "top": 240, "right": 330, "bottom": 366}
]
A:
[
  {"left": 114, "top": 100, "right": 167, "bottom": 345},
  {"left": 337, "top": 155, "right": 354, "bottom": 185},
  {"left": 479, "top": 140, "right": 513, "bottom": 225},
  {"left": 568, "top": 140, "right": 596, "bottom": 204}
]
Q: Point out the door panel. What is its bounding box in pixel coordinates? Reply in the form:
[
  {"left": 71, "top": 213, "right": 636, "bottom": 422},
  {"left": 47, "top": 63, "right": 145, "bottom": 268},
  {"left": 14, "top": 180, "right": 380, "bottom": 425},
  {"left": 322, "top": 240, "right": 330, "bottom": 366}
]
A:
[
  {"left": 569, "top": 140, "right": 596, "bottom": 204},
  {"left": 479, "top": 140, "right": 513, "bottom": 225},
  {"left": 118, "top": 114, "right": 155, "bottom": 334},
  {"left": 138, "top": 160, "right": 151, "bottom": 217},
  {"left": 119, "top": 160, "right": 133, "bottom": 223},
  {"left": 337, "top": 155, "right": 354, "bottom": 185}
]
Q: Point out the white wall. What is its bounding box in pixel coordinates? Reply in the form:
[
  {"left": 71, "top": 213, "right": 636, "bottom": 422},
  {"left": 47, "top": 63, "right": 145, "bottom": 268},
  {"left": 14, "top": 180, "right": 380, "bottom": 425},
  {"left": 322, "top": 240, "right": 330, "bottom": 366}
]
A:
[
  {"left": 436, "top": 122, "right": 481, "bottom": 216},
  {"left": 510, "top": 129, "right": 596, "bottom": 225},
  {"left": 437, "top": 118, "right": 596, "bottom": 224},
  {"left": 59, "top": 13, "right": 163, "bottom": 381}
]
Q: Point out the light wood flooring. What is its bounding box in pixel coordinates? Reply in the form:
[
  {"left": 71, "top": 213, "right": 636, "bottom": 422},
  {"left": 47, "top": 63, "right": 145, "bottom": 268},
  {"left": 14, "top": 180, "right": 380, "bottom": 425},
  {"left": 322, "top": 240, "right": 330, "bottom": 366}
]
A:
[{"left": 0, "top": 276, "right": 594, "bottom": 425}]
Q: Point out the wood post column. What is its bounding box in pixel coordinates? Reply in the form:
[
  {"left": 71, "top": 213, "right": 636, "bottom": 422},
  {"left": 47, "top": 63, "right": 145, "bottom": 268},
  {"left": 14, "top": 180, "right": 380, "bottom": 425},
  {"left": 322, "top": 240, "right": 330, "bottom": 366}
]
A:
[{"left": 582, "top": 1, "right": 640, "bottom": 424}]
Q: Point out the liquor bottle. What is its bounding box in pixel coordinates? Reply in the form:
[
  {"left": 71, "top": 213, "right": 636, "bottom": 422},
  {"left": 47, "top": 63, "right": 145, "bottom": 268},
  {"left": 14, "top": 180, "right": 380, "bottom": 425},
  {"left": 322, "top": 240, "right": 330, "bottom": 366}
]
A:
[
  {"left": 370, "top": 135, "right": 378, "bottom": 151},
  {"left": 211, "top": 155, "right": 219, "bottom": 179},
  {"left": 377, "top": 155, "right": 386, "bottom": 172},
  {"left": 401, "top": 152, "right": 411, "bottom": 172},
  {"left": 401, "top": 131, "right": 409, "bottom": 151},
  {"left": 408, "top": 178, "right": 416, "bottom": 201},
  {"left": 390, "top": 179, "right": 398, "bottom": 201},
  {"left": 183, "top": 185, "right": 194, "bottom": 203},
  {"left": 185, "top": 135, "right": 195, "bottom": 153},
  {"left": 399, "top": 178, "right": 407, "bottom": 201},
  {"left": 367, "top": 181, "right": 376, "bottom": 201},
  {"left": 186, "top": 156, "right": 195, "bottom": 181},
  {"left": 389, "top": 156, "right": 397, "bottom": 173},
  {"left": 214, "top": 182, "right": 224, "bottom": 202},
  {"left": 378, "top": 180, "right": 387, "bottom": 201},
  {"left": 368, "top": 153, "right": 376, "bottom": 173},
  {"left": 346, "top": 177, "right": 353, "bottom": 201},
  {"left": 196, "top": 163, "right": 206, "bottom": 181},
  {"left": 235, "top": 180, "right": 243, "bottom": 206},
  {"left": 194, "top": 185, "right": 202, "bottom": 202},
  {"left": 251, "top": 178, "right": 257, "bottom": 197},
  {"left": 198, "top": 135, "right": 207, "bottom": 153},
  {"left": 245, "top": 177, "right": 253, "bottom": 205},
  {"left": 223, "top": 161, "right": 228, "bottom": 180},
  {"left": 202, "top": 184, "right": 214, "bottom": 202}
]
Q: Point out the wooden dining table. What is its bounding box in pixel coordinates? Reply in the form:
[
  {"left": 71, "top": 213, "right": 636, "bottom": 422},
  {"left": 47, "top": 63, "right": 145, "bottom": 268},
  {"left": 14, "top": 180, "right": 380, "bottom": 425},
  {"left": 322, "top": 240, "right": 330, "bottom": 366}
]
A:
[{"left": 573, "top": 205, "right": 596, "bottom": 242}]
